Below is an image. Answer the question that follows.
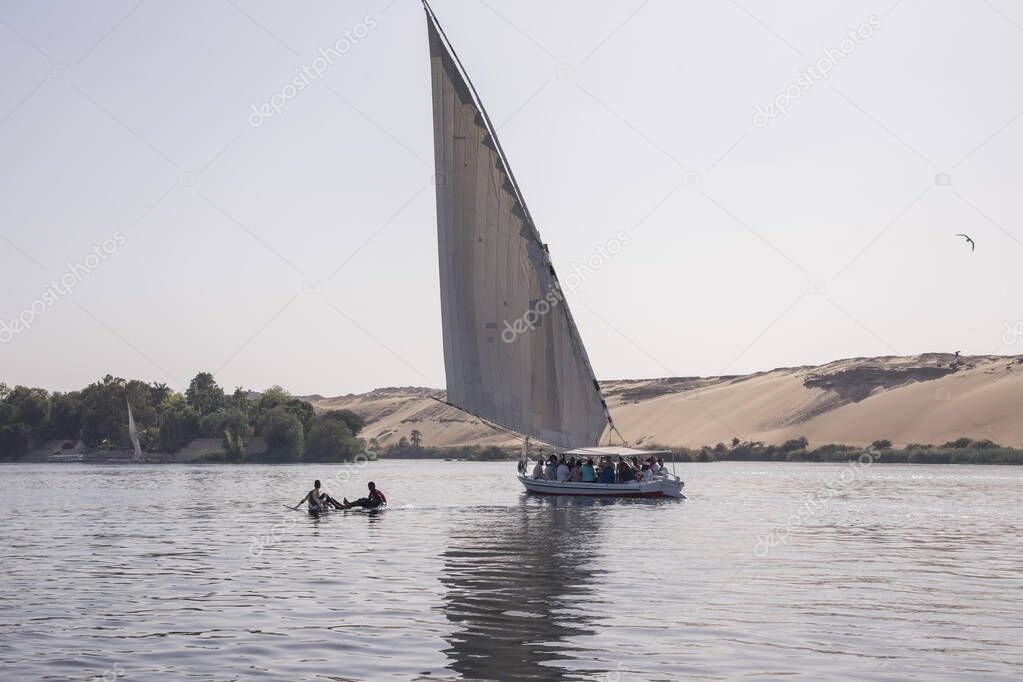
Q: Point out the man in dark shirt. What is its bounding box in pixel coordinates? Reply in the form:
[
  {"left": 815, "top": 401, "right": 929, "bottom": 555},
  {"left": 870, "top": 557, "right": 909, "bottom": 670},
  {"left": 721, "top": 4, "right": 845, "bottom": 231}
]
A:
[{"left": 343, "top": 481, "right": 387, "bottom": 509}]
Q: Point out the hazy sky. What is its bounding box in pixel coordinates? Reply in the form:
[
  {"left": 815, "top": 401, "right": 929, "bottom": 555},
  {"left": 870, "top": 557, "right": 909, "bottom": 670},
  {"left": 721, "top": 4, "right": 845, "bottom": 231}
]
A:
[{"left": 1, "top": 0, "right": 1021, "bottom": 396}]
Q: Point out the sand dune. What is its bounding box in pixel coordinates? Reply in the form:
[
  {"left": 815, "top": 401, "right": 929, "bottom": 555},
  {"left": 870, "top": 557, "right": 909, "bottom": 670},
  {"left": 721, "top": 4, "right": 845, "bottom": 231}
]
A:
[{"left": 309, "top": 354, "right": 1023, "bottom": 450}]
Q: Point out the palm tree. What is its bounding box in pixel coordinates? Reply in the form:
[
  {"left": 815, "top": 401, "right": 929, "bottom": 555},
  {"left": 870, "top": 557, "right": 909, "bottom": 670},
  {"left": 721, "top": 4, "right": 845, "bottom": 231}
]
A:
[
  {"left": 150, "top": 382, "right": 171, "bottom": 406},
  {"left": 410, "top": 429, "right": 423, "bottom": 449}
]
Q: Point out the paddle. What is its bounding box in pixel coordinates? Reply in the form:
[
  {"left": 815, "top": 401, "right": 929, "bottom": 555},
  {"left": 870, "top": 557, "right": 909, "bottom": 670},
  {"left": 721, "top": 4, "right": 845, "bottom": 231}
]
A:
[{"left": 283, "top": 504, "right": 301, "bottom": 511}]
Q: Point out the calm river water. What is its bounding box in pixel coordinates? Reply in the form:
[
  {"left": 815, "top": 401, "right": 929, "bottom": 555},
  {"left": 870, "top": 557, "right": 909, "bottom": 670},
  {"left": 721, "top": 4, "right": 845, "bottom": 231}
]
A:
[{"left": 1, "top": 461, "right": 1021, "bottom": 680}]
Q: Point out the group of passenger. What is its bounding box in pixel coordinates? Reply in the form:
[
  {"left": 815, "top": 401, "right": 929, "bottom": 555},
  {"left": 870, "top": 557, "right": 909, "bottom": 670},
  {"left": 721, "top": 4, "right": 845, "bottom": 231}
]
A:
[{"left": 529, "top": 454, "right": 670, "bottom": 485}]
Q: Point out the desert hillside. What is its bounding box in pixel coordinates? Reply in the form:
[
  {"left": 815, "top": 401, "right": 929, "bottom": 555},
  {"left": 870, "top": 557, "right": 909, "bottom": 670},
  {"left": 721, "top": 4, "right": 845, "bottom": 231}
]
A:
[{"left": 308, "top": 354, "right": 1023, "bottom": 450}]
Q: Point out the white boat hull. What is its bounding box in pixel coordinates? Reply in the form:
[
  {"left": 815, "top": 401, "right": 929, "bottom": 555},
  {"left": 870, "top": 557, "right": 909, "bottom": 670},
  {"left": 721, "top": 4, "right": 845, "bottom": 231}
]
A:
[{"left": 518, "top": 475, "right": 685, "bottom": 499}]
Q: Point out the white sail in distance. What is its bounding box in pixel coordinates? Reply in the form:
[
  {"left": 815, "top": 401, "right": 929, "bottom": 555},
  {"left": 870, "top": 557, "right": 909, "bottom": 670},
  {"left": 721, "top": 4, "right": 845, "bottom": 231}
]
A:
[
  {"left": 127, "top": 399, "right": 142, "bottom": 461},
  {"left": 425, "top": 4, "right": 610, "bottom": 448}
]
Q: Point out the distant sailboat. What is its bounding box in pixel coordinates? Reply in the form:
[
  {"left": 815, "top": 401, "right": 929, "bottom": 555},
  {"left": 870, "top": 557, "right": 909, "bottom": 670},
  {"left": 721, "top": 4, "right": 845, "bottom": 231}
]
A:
[
  {"left": 127, "top": 399, "right": 143, "bottom": 462},
  {"left": 423, "top": 2, "right": 683, "bottom": 498}
]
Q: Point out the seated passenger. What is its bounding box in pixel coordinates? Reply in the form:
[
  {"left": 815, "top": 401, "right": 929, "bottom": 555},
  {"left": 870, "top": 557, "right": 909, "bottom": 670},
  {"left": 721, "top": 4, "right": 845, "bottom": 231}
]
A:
[
  {"left": 556, "top": 457, "right": 570, "bottom": 482},
  {"left": 619, "top": 460, "right": 636, "bottom": 483},
  {"left": 581, "top": 458, "right": 596, "bottom": 482},
  {"left": 546, "top": 455, "right": 558, "bottom": 480},
  {"left": 532, "top": 456, "right": 545, "bottom": 479},
  {"left": 598, "top": 460, "right": 615, "bottom": 484},
  {"left": 640, "top": 463, "right": 654, "bottom": 482},
  {"left": 569, "top": 460, "right": 583, "bottom": 482}
]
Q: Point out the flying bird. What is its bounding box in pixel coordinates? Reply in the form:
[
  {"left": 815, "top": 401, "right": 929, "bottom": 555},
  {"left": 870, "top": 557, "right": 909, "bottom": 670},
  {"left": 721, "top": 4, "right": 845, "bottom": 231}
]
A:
[{"left": 955, "top": 233, "right": 975, "bottom": 251}]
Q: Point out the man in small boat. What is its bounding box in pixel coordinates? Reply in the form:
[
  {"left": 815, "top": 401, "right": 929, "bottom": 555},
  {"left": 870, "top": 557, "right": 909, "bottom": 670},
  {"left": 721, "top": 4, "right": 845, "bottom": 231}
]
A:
[
  {"left": 296, "top": 480, "right": 343, "bottom": 511},
  {"left": 342, "top": 481, "right": 387, "bottom": 510},
  {"left": 598, "top": 458, "right": 615, "bottom": 484}
]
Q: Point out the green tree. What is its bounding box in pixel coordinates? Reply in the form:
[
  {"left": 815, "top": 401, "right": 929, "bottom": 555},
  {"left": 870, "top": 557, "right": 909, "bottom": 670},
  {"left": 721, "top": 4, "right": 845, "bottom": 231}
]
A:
[
  {"left": 185, "top": 372, "right": 225, "bottom": 417},
  {"left": 140, "top": 426, "right": 160, "bottom": 452},
  {"left": 305, "top": 417, "right": 361, "bottom": 462},
  {"left": 0, "top": 385, "right": 51, "bottom": 457},
  {"left": 199, "top": 413, "right": 220, "bottom": 438},
  {"left": 218, "top": 408, "right": 248, "bottom": 437},
  {"left": 224, "top": 429, "right": 245, "bottom": 460},
  {"left": 149, "top": 382, "right": 171, "bottom": 407},
  {"left": 780, "top": 437, "right": 809, "bottom": 453},
  {"left": 159, "top": 396, "right": 200, "bottom": 453},
  {"left": 125, "top": 380, "right": 158, "bottom": 423},
  {"left": 284, "top": 399, "right": 316, "bottom": 434},
  {"left": 227, "top": 386, "right": 247, "bottom": 409},
  {"left": 0, "top": 424, "right": 30, "bottom": 460},
  {"left": 224, "top": 387, "right": 258, "bottom": 429},
  {"left": 410, "top": 429, "right": 422, "bottom": 449},
  {"left": 258, "top": 385, "right": 291, "bottom": 414},
  {"left": 262, "top": 407, "right": 304, "bottom": 461},
  {"left": 79, "top": 375, "right": 127, "bottom": 447},
  {"left": 319, "top": 409, "right": 365, "bottom": 436},
  {"left": 10, "top": 386, "right": 49, "bottom": 429},
  {"left": 219, "top": 408, "right": 248, "bottom": 459},
  {"left": 50, "top": 392, "right": 83, "bottom": 439},
  {"left": 871, "top": 439, "right": 892, "bottom": 450}
]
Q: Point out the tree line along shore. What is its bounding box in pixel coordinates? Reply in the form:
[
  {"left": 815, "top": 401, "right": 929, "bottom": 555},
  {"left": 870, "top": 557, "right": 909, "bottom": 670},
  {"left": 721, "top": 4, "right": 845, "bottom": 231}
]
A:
[
  {"left": 2, "top": 374, "right": 1021, "bottom": 464},
  {"left": 0, "top": 373, "right": 364, "bottom": 463}
]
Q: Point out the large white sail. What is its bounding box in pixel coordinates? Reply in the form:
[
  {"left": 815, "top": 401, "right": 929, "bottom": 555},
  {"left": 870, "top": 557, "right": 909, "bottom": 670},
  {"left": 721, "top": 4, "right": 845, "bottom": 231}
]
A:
[
  {"left": 127, "top": 399, "right": 142, "bottom": 461},
  {"left": 425, "top": 6, "right": 609, "bottom": 448}
]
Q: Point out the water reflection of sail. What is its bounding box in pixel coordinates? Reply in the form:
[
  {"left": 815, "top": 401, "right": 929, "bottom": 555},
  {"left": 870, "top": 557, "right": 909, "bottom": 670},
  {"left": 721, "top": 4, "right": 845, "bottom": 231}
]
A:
[{"left": 440, "top": 498, "right": 603, "bottom": 679}]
